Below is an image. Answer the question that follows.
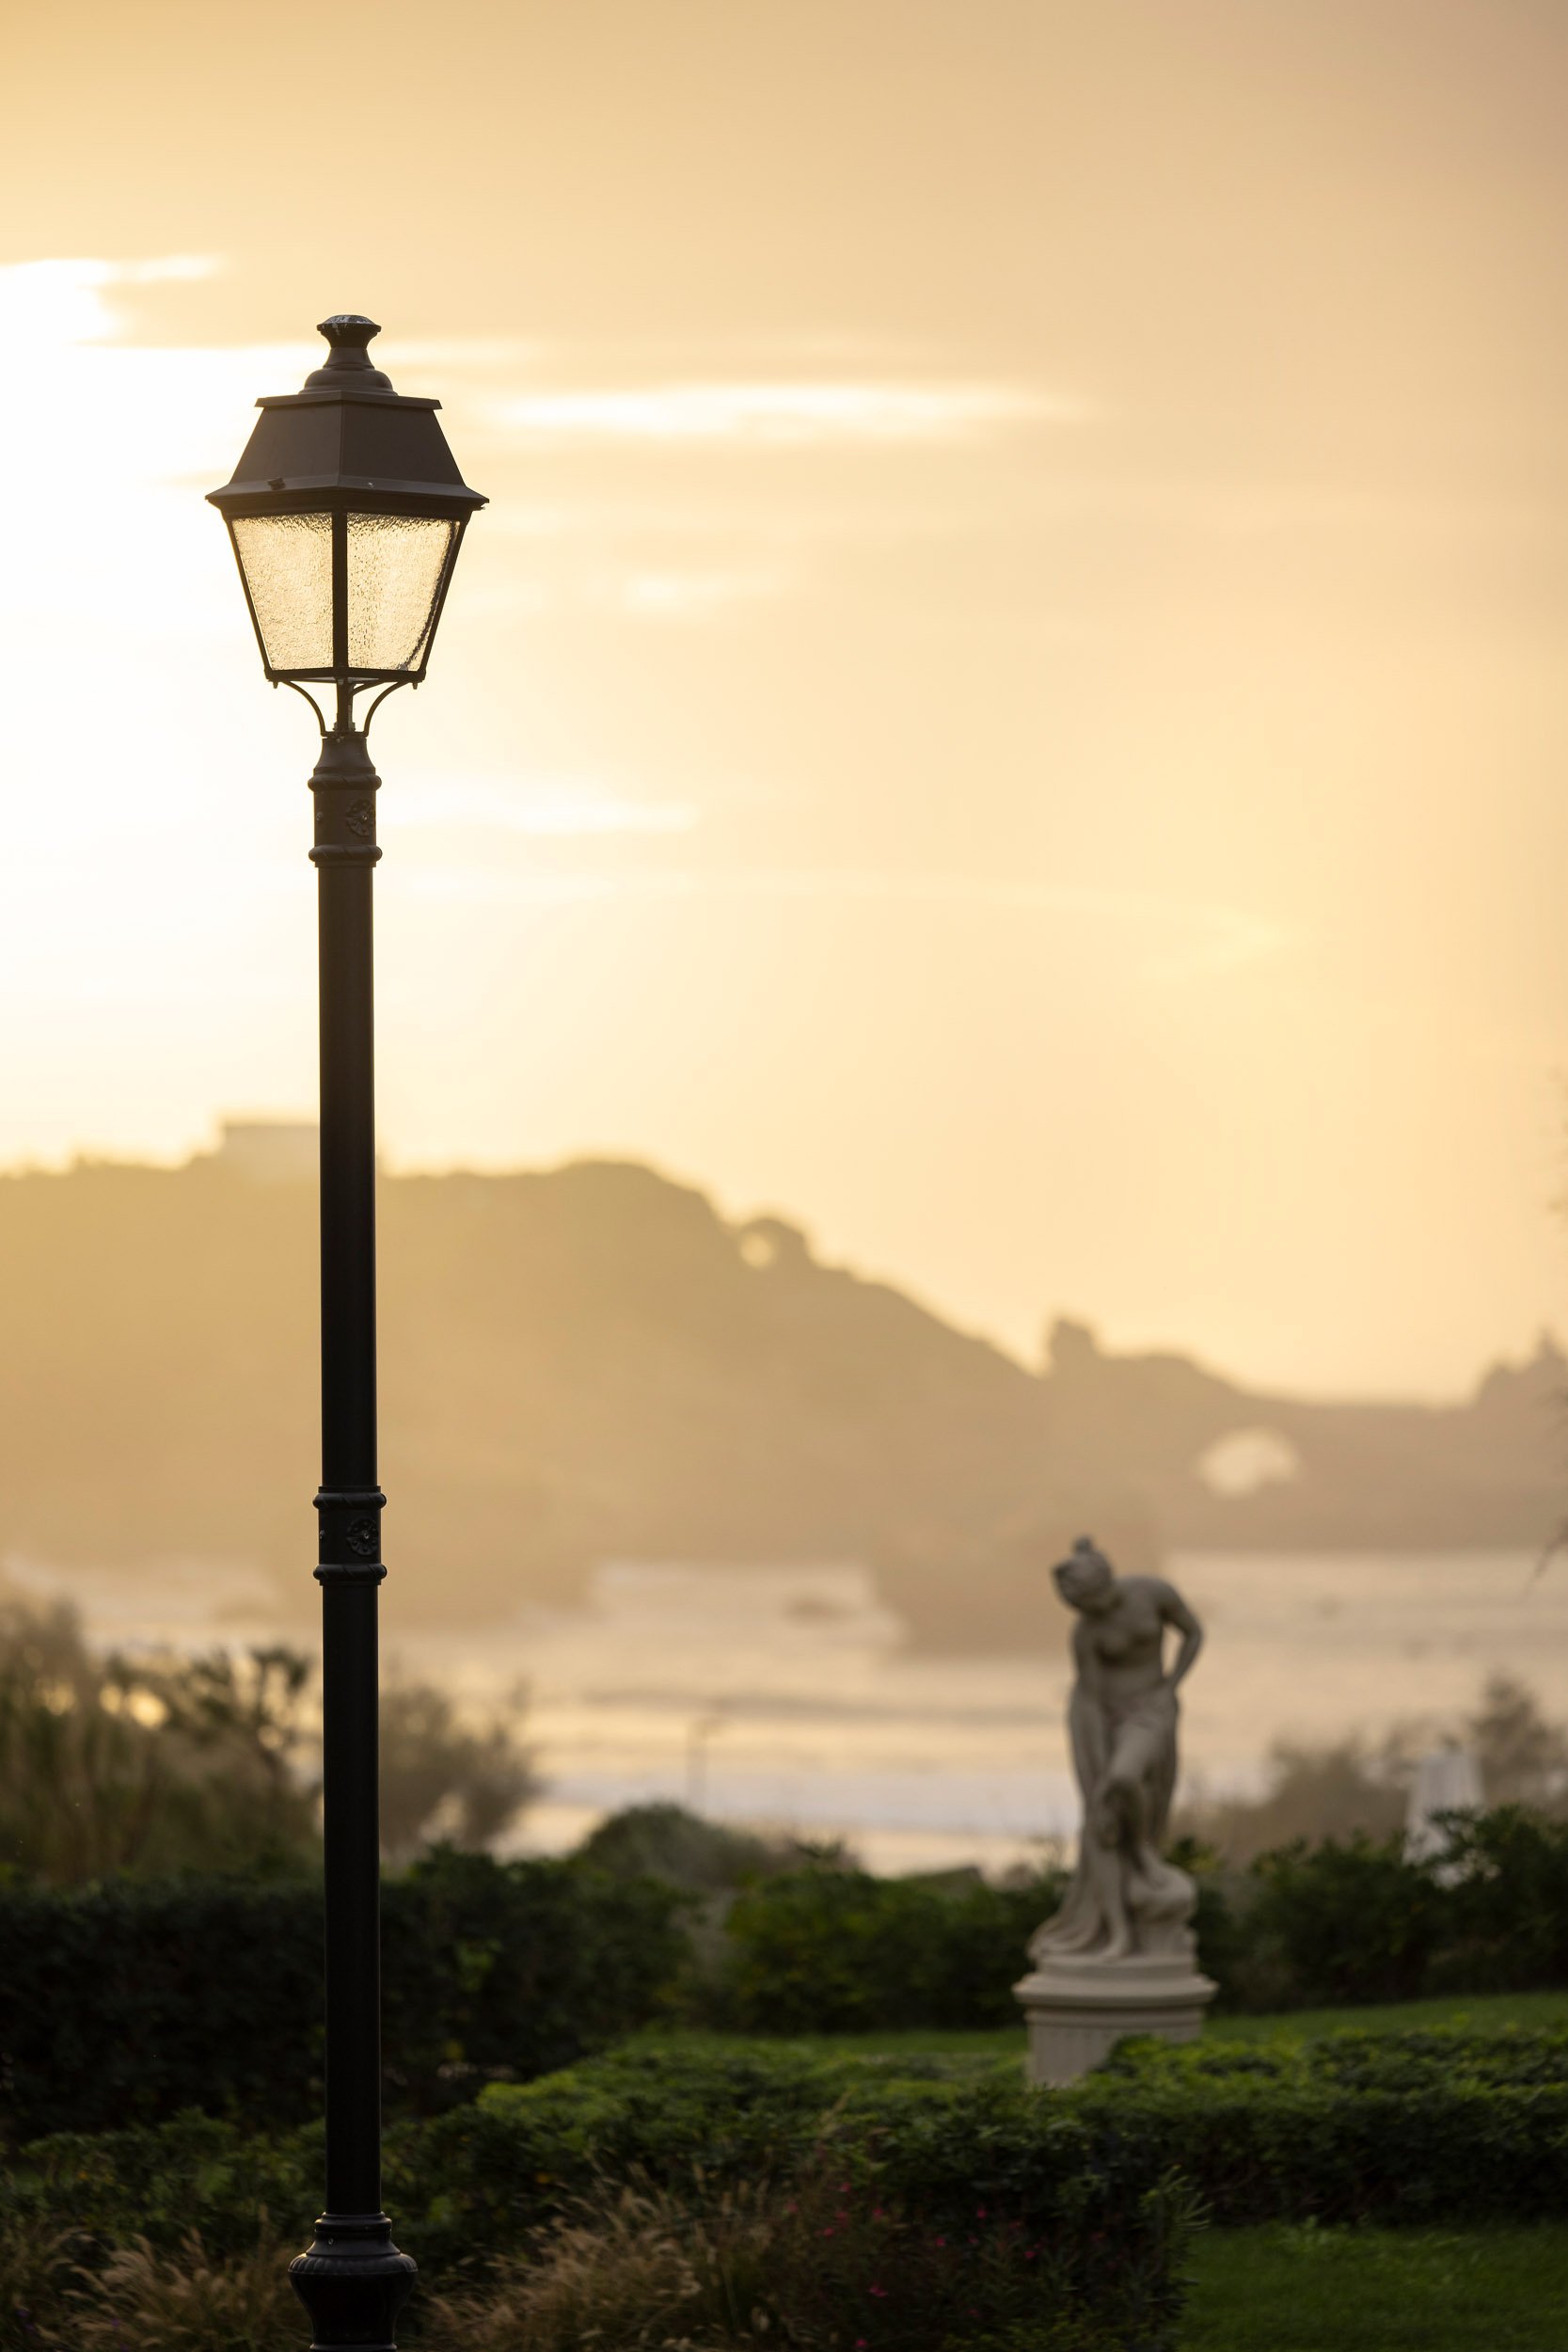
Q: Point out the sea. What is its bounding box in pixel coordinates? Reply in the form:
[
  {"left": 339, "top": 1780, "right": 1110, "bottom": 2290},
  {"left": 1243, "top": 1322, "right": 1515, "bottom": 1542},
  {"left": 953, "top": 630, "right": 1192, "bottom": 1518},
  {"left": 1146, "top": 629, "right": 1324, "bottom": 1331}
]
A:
[{"left": 8, "top": 1549, "right": 1566, "bottom": 1875}]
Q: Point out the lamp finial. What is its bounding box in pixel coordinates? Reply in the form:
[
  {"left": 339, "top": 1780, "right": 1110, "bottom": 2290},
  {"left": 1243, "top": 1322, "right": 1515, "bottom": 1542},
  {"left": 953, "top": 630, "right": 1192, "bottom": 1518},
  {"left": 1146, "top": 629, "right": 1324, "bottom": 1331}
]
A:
[{"left": 306, "top": 316, "right": 392, "bottom": 391}]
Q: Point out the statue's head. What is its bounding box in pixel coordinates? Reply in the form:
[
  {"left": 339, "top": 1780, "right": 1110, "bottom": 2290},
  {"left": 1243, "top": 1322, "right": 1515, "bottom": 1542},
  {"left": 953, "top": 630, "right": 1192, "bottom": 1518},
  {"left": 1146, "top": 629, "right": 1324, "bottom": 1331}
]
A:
[{"left": 1053, "top": 1534, "right": 1117, "bottom": 1614}]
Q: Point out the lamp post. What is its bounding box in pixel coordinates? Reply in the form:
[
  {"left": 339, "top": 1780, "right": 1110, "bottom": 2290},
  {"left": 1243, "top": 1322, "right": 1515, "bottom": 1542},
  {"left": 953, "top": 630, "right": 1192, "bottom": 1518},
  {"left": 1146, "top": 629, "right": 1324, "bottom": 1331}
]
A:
[{"left": 209, "top": 316, "right": 484, "bottom": 2350}]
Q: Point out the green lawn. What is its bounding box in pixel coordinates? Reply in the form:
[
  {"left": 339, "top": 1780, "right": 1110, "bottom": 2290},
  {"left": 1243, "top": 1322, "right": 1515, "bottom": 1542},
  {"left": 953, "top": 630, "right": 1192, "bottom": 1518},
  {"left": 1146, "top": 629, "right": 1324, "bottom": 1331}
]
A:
[
  {"left": 651, "top": 1984, "right": 1568, "bottom": 2069},
  {"left": 1205, "top": 1984, "right": 1568, "bottom": 2042},
  {"left": 644, "top": 1996, "right": 1568, "bottom": 2345},
  {"left": 1183, "top": 2224, "right": 1568, "bottom": 2351}
]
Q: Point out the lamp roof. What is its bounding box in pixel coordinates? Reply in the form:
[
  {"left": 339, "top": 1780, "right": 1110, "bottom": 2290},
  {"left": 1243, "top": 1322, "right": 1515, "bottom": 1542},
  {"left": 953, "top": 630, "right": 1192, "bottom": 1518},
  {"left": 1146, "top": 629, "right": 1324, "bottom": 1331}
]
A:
[{"left": 208, "top": 316, "right": 486, "bottom": 519}]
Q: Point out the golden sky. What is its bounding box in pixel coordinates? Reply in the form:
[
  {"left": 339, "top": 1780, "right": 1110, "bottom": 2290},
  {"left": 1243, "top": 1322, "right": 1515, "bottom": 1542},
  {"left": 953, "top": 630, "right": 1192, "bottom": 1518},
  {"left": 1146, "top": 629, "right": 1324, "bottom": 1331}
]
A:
[{"left": 3, "top": 0, "right": 1566, "bottom": 1395}]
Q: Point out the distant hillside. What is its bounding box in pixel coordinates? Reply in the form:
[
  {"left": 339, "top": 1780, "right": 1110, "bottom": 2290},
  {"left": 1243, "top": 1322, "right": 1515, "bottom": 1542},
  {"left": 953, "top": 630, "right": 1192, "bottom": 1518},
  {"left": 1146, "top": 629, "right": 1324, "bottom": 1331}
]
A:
[{"left": 0, "top": 1154, "right": 1561, "bottom": 1648}]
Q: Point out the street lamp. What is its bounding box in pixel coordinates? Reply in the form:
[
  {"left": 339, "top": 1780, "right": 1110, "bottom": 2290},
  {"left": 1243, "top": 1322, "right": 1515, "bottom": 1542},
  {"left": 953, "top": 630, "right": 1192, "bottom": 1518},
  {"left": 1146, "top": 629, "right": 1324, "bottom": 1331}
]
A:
[{"left": 210, "top": 315, "right": 484, "bottom": 2351}]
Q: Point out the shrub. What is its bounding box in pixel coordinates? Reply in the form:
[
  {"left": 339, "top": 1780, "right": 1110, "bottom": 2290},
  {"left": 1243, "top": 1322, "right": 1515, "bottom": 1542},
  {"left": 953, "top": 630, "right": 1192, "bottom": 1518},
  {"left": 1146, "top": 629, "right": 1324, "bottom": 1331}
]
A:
[
  {"left": 1231, "top": 1834, "right": 1447, "bottom": 2007},
  {"left": 3, "top": 2109, "right": 320, "bottom": 2265},
  {"left": 378, "top": 1677, "right": 538, "bottom": 1866},
  {"left": 0, "top": 1594, "right": 538, "bottom": 1889},
  {"left": 1186, "top": 1807, "right": 1568, "bottom": 2013},
  {"left": 575, "top": 1801, "right": 800, "bottom": 1892},
  {"left": 34, "top": 2231, "right": 299, "bottom": 2352},
  {"left": 420, "top": 2169, "right": 1167, "bottom": 2352},
  {"left": 718, "top": 1864, "right": 1065, "bottom": 2031},
  {"left": 1433, "top": 1806, "right": 1568, "bottom": 1992},
  {"left": 1081, "top": 2025, "right": 1568, "bottom": 2225},
  {"left": 380, "top": 1846, "right": 688, "bottom": 2102},
  {"left": 2, "top": 2169, "right": 1181, "bottom": 2352},
  {"left": 0, "top": 1850, "right": 687, "bottom": 2142},
  {"left": 14, "top": 2028, "right": 1568, "bottom": 2345},
  {"left": 2, "top": 2047, "right": 1195, "bottom": 2351},
  {"left": 400, "top": 2027, "right": 1568, "bottom": 2265},
  {"left": 0, "top": 1608, "right": 321, "bottom": 1885},
  {"left": 709, "top": 1818, "right": 1568, "bottom": 2031}
]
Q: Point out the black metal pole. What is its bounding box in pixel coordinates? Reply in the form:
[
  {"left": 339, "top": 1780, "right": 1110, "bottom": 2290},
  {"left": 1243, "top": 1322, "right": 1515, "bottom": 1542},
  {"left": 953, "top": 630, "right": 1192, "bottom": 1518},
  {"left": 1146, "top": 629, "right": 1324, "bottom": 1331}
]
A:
[{"left": 290, "top": 696, "right": 417, "bottom": 2352}]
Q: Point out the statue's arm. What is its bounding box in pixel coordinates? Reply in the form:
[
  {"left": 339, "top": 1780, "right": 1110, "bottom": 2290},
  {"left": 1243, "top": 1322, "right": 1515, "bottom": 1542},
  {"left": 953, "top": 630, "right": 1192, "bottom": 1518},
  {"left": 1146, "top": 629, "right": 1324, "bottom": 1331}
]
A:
[{"left": 1156, "top": 1583, "right": 1204, "bottom": 1690}]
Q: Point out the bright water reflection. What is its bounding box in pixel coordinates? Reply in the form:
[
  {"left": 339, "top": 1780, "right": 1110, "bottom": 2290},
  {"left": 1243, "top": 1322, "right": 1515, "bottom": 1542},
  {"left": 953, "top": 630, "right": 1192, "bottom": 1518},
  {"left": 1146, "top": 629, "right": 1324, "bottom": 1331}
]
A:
[{"left": 8, "top": 1549, "right": 1566, "bottom": 1876}]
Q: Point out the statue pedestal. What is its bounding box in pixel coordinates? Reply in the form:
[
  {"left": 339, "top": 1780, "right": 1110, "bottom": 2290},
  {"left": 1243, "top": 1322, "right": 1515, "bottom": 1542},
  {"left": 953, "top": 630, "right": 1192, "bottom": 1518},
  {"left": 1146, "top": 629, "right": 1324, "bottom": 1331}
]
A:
[{"left": 1013, "top": 1954, "right": 1216, "bottom": 2087}]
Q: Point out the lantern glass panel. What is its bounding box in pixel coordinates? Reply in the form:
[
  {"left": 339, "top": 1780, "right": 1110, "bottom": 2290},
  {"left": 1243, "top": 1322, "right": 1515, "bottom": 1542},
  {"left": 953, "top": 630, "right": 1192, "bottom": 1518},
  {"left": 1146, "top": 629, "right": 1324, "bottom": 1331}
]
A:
[
  {"left": 230, "top": 511, "right": 333, "bottom": 673},
  {"left": 347, "top": 513, "right": 458, "bottom": 674}
]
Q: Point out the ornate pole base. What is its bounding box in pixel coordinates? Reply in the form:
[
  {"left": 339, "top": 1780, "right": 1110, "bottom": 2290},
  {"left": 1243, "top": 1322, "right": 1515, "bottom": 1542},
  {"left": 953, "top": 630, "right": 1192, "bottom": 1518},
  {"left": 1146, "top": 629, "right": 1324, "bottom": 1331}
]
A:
[{"left": 290, "top": 2213, "right": 418, "bottom": 2351}]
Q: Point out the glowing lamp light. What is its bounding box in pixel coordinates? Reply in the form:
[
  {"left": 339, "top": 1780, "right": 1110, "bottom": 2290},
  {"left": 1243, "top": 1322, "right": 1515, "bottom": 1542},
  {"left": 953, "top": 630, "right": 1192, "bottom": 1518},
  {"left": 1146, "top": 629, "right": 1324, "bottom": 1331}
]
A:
[{"left": 208, "top": 314, "right": 484, "bottom": 695}]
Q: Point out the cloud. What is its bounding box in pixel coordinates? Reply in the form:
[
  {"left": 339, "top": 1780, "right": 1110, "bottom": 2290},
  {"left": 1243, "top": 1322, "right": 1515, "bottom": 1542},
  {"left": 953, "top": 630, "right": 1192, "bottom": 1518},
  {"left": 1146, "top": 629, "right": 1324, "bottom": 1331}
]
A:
[
  {"left": 493, "top": 379, "right": 1077, "bottom": 446},
  {"left": 616, "top": 569, "right": 783, "bottom": 617},
  {"left": 0, "top": 255, "right": 221, "bottom": 351},
  {"left": 396, "top": 862, "right": 1286, "bottom": 979}
]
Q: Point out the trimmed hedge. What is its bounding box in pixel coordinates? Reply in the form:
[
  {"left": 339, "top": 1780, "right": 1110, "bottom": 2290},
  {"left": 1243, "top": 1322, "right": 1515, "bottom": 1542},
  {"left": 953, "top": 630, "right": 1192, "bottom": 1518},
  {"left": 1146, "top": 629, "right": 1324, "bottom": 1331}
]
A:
[
  {"left": 1074, "top": 2025, "right": 1568, "bottom": 2226},
  {"left": 463, "top": 2028, "right": 1568, "bottom": 2233},
  {"left": 10, "top": 2026, "right": 1568, "bottom": 2264},
  {"left": 5, "top": 2045, "right": 1196, "bottom": 2352},
  {"left": 8, "top": 1805, "right": 1566, "bottom": 2148},
  {"left": 0, "top": 1847, "right": 686, "bottom": 2142}
]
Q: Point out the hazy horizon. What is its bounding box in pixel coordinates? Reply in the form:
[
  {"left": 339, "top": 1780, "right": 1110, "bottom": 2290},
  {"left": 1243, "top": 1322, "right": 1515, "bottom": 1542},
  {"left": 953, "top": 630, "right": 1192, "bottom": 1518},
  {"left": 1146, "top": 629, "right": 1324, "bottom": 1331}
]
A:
[
  {"left": 4, "top": 1121, "right": 1561, "bottom": 1408},
  {"left": 5, "top": 0, "right": 1568, "bottom": 1396}
]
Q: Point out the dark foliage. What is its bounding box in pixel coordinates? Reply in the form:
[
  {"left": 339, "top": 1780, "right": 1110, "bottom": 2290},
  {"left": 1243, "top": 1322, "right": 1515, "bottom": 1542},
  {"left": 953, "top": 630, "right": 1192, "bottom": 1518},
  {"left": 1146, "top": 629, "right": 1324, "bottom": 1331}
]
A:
[
  {"left": 0, "top": 1599, "right": 321, "bottom": 1883},
  {"left": 1227, "top": 1835, "right": 1448, "bottom": 2007},
  {"left": 575, "top": 1800, "right": 808, "bottom": 1892},
  {"left": 1194, "top": 1807, "right": 1568, "bottom": 2012},
  {"left": 0, "top": 1849, "right": 685, "bottom": 2143},
  {"left": 703, "top": 1810, "right": 1568, "bottom": 2029},
  {"left": 718, "top": 1863, "right": 1068, "bottom": 2032},
  {"left": 1177, "top": 1673, "right": 1568, "bottom": 1862},
  {"left": 8, "top": 1804, "right": 1563, "bottom": 2151},
  {"left": 378, "top": 1677, "right": 538, "bottom": 1866},
  {"left": 13, "top": 2027, "right": 1568, "bottom": 2346},
  {"left": 1082, "top": 2025, "right": 1568, "bottom": 2225},
  {"left": 0, "top": 1592, "right": 537, "bottom": 1887},
  {"left": 1435, "top": 1806, "right": 1568, "bottom": 1993},
  {"left": 380, "top": 1846, "right": 688, "bottom": 2106},
  {"left": 4, "top": 2043, "right": 1199, "bottom": 2351}
]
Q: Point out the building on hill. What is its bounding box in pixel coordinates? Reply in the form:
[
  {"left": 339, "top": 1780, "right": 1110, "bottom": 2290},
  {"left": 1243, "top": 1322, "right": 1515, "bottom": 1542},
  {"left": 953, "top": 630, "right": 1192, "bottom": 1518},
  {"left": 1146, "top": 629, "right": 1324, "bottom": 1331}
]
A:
[{"left": 213, "top": 1119, "right": 318, "bottom": 1184}]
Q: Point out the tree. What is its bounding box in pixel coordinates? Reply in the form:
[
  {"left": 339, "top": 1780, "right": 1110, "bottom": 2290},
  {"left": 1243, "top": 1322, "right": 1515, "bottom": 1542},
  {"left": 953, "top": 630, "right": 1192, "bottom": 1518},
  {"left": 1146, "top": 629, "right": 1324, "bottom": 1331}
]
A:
[
  {"left": 0, "top": 1590, "right": 539, "bottom": 1882},
  {"left": 1466, "top": 1672, "right": 1568, "bottom": 1811},
  {"left": 379, "top": 1677, "right": 537, "bottom": 1864}
]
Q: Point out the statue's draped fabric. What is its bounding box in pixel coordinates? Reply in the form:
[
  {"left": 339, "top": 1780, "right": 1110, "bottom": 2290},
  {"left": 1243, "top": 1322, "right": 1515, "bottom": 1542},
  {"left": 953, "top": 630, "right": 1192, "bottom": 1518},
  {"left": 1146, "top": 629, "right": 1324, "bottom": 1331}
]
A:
[{"left": 1031, "top": 1681, "right": 1196, "bottom": 1959}]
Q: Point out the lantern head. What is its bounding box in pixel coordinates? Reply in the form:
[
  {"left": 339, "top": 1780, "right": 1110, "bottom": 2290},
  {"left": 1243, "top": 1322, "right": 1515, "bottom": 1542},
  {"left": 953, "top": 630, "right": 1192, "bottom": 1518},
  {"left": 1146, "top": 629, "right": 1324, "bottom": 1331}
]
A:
[{"left": 208, "top": 316, "right": 485, "bottom": 693}]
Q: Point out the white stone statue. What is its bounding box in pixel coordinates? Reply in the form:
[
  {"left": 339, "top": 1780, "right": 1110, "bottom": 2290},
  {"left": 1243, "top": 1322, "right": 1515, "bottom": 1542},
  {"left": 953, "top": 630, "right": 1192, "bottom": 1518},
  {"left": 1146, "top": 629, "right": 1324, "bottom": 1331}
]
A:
[
  {"left": 1015, "top": 1536, "right": 1215, "bottom": 2083},
  {"left": 1031, "top": 1535, "right": 1204, "bottom": 1963}
]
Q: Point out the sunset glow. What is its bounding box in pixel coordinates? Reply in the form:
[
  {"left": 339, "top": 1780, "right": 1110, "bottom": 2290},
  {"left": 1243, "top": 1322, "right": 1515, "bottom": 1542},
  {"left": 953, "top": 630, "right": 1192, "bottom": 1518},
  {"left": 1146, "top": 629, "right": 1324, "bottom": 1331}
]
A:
[{"left": 4, "top": 0, "right": 1567, "bottom": 1395}]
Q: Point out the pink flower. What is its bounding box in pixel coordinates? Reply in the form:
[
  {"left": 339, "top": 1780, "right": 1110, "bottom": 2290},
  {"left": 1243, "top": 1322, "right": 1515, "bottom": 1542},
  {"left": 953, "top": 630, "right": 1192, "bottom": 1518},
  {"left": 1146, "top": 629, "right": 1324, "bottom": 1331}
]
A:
[
  {"left": 933, "top": 2235, "right": 946, "bottom": 2248},
  {"left": 869, "top": 2285, "right": 887, "bottom": 2298}
]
